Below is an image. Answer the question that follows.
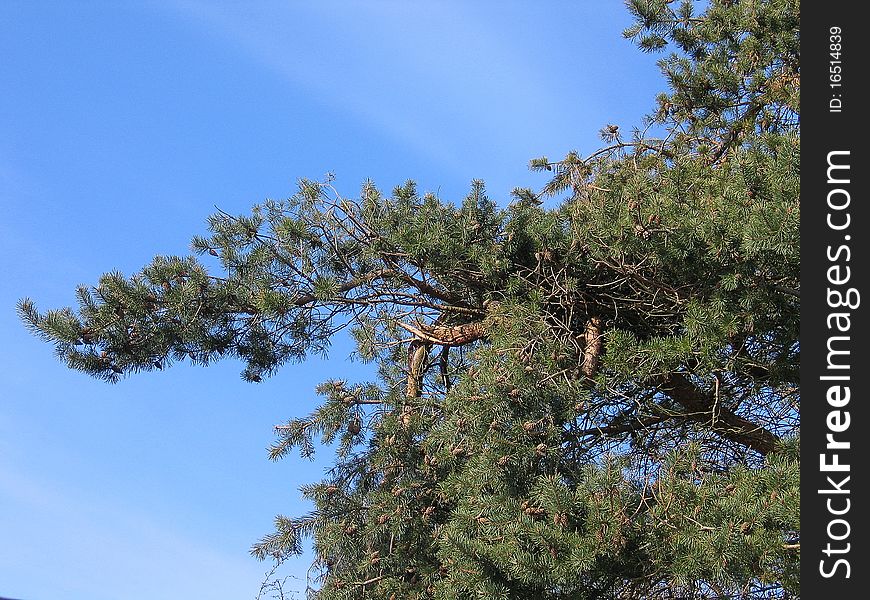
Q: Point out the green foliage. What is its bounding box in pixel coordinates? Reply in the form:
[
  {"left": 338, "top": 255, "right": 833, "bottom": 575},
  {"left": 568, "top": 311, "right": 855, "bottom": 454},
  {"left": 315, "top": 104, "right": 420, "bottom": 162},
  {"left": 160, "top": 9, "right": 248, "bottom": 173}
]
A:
[{"left": 20, "top": 1, "right": 800, "bottom": 598}]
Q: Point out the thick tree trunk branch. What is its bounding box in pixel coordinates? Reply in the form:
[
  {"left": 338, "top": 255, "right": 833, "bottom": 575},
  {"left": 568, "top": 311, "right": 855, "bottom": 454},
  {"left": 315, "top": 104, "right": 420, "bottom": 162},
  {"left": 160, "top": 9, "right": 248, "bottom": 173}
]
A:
[
  {"left": 581, "top": 316, "right": 603, "bottom": 379},
  {"left": 401, "top": 320, "right": 485, "bottom": 400},
  {"left": 657, "top": 373, "right": 780, "bottom": 455},
  {"left": 406, "top": 339, "right": 429, "bottom": 399}
]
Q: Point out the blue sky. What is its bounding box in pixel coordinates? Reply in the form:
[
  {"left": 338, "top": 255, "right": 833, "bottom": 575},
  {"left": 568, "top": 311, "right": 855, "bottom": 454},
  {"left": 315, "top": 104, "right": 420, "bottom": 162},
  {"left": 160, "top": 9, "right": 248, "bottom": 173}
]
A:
[{"left": 1, "top": 2, "right": 663, "bottom": 598}]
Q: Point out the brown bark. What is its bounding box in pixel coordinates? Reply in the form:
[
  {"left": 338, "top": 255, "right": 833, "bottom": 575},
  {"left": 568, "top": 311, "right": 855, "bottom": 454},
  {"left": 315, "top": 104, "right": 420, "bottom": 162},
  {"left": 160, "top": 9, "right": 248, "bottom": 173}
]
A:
[
  {"left": 400, "top": 320, "right": 485, "bottom": 400},
  {"left": 397, "top": 321, "right": 486, "bottom": 347},
  {"left": 406, "top": 339, "right": 429, "bottom": 399},
  {"left": 657, "top": 373, "right": 780, "bottom": 455},
  {"left": 581, "top": 316, "right": 603, "bottom": 379}
]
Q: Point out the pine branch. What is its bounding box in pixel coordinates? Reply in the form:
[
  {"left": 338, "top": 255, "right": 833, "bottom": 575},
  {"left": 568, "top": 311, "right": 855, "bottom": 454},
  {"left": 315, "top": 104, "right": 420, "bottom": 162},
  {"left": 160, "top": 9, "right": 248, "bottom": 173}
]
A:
[{"left": 657, "top": 373, "right": 780, "bottom": 455}]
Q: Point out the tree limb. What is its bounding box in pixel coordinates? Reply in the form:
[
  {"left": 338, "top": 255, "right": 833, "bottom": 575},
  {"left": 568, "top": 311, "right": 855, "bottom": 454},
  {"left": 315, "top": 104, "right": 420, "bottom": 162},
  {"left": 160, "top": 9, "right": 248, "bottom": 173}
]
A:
[
  {"left": 657, "top": 373, "right": 780, "bottom": 455},
  {"left": 397, "top": 321, "right": 486, "bottom": 347}
]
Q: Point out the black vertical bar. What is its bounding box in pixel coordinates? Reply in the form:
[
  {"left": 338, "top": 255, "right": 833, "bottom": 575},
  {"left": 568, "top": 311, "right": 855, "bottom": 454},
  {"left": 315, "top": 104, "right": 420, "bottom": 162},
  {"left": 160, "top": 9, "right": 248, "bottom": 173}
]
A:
[{"left": 801, "top": 1, "right": 868, "bottom": 597}]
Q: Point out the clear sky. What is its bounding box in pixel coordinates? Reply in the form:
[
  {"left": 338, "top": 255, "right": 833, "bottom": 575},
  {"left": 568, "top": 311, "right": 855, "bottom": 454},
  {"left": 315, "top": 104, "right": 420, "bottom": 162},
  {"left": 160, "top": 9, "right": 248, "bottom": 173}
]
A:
[{"left": 1, "top": 2, "right": 663, "bottom": 598}]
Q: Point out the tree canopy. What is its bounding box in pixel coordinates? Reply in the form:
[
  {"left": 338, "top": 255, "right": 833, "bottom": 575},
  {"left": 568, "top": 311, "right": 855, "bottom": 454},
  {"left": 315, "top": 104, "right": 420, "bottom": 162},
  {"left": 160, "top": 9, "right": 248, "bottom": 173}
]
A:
[{"left": 20, "top": 1, "right": 800, "bottom": 598}]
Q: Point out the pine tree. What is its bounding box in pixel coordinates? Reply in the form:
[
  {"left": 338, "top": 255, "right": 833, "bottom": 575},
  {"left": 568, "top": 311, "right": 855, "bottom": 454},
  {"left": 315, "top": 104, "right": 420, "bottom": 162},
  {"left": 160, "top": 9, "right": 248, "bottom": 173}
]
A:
[{"left": 20, "top": 1, "right": 799, "bottom": 598}]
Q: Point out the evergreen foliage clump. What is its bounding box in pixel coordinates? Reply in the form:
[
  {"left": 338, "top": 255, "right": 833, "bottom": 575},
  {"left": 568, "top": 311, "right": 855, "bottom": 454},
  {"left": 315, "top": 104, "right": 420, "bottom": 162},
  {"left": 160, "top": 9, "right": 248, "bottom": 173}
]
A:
[{"left": 20, "top": 1, "right": 799, "bottom": 598}]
